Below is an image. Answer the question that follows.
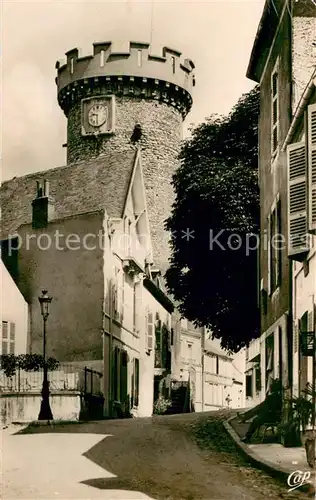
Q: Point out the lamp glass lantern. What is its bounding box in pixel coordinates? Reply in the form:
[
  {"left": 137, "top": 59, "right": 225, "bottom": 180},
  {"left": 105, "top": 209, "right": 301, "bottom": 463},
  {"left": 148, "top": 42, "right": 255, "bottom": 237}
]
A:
[{"left": 38, "top": 290, "right": 52, "bottom": 319}]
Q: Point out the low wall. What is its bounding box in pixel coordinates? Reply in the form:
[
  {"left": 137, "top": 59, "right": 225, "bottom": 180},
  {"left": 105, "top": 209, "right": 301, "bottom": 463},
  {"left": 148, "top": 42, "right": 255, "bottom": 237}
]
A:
[{"left": 0, "top": 392, "right": 81, "bottom": 425}]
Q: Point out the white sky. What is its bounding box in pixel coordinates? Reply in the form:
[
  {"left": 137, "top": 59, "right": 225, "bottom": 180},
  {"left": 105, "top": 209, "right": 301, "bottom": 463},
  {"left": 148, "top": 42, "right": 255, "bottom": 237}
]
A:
[{"left": 2, "top": 0, "right": 265, "bottom": 181}]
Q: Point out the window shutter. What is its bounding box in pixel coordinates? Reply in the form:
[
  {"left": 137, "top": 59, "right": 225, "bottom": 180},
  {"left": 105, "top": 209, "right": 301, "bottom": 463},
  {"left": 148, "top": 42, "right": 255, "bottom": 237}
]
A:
[
  {"left": 9, "top": 323, "right": 15, "bottom": 354},
  {"left": 2, "top": 321, "right": 8, "bottom": 339},
  {"left": 287, "top": 141, "right": 309, "bottom": 259},
  {"left": 134, "top": 358, "right": 139, "bottom": 407},
  {"left": 307, "top": 307, "right": 314, "bottom": 333},
  {"left": 307, "top": 103, "right": 316, "bottom": 234},
  {"left": 267, "top": 215, "right": 271, "bottom": 295},
  {"left": 146, "top": 311, "right": 153, "bottom": 352},
  {"left": 293, "top": 322, "right": 299, "bottom": 354},
  {"left": 112, "top": 283, "right": 117, "bottom": 315}
]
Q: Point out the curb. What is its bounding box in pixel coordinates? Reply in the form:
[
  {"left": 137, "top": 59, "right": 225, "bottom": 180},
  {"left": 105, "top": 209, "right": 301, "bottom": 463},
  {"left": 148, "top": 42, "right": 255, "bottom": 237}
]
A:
[
  {"left": 9, "top": 419, "right": 82, "bottom": 426},
  {"left": 224, "top": 416, "right": 314, "bottom": 495}
]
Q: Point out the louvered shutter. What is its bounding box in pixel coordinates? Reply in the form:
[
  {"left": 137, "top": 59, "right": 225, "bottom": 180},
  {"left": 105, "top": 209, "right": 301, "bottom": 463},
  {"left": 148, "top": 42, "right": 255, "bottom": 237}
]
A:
[
  {"left": 9, "top": 323, "right": 15, "bottom": 354},
  {"left": 267, "top": 215, "right": 271, "bottom": 295},
  {"left": 287, "top": 141, "right": 309, "bottom": 258},
  {"left": 307, "top": 103, "right": 316, "bottom": 233},
  {"left": 145, "top": 311, "right": 153, "bottom": 352},
  {"left": 112, "top": 275, "right": 118, "bottom": 318},
  {"left": 307, "top": 306, "right": 314, "bottom": 333},
  {"left": 293, "top": 322, "right": 299, "bottom": 354}
]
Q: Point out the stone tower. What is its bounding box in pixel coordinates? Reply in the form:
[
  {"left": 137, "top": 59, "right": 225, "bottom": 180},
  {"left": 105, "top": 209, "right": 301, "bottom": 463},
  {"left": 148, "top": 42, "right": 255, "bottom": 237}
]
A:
[{"left": 55, "top": 41, "right": 195, "bottom": 274}]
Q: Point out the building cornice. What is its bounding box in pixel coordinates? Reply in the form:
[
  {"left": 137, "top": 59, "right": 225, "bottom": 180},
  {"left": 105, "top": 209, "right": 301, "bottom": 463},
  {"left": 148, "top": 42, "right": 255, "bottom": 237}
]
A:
[
  {"left": 143, "top": 277, "right": 174, "bottom": 313},
  {"left": 282, "top": 70, "right": 316, "bottom": 150}
]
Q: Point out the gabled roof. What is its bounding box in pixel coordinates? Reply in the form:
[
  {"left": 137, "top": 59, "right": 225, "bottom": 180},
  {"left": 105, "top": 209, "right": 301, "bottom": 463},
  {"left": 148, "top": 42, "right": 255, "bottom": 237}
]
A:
[
  {"left": 247, "top": 0, "right": 316, "bottom": 83},
  {"left": 0, "top": 149, "right": 137, "bottom": 239},
  {"left": 246, "top": 0, "right": 282, "bottom": 82},
  {"left": 204, "top": 337, "right": 232, "bottom": 359}
]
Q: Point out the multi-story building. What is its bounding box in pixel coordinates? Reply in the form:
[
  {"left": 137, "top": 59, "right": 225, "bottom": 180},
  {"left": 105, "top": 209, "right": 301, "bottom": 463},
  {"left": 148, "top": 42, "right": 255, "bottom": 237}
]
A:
[
  {"left": 245, "top": 0, "right": 315, "bottom": 406},
  {"left": 0, "top": 260, "right": 29, "bottom": 356},
  {"left": 0, "top": 40, "right": 195, "bottom": 418},
  {"left": 287, "top": 71, "right": 316, "bottom": 398},
  {"left": 178, "top": 322, "right": 245, "bottom": 411}
]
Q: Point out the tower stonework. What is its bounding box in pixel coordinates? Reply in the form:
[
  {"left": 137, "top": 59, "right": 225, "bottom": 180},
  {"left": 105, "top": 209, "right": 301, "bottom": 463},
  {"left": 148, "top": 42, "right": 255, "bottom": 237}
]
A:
[{"left": 56, "top": 41, "right": 195, "bottom": 273}]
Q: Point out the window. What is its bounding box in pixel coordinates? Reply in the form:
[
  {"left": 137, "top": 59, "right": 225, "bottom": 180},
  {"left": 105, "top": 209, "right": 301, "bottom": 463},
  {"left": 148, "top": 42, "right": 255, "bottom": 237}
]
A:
[
  {"left": 307, "top": 103, "right": 316, "bottom": 233},
  {"left": 2, "top": 321, "right": 15, "bottom": 354},
  {"left": 269, "top": 199, "right": 282, "bottom": 293},
  {"left": 120, "top": 350, "right": 128, "bottom": 403},
  {"left": 278, "top": 326, "right": 283, "bottom": 384},
  {"left": 113, "top": 266, "right": 124, "bottom": 322},
  {"left": 170, "top": 328, "right": 174, "bottom": 346},
  {"left": 137, "top": 50, "right": 142, "bottom": 68},
  {"left": 133, "top": 282, "right": 138, "bottom": 333},
  {"left": 216, "top": 356, "right": 219, "bottom": 375},
  {"left": 187, "top": 343, "right": 193, "bottom": 361},
  {"left": 271, "top": 62, "right": 279, "bottom": 158},
  {"left": 112, "top": 346, "right": 120, "bottom": 401},
  {"left": 100, "top": 50, "right": 105, "bottom": 67},
  {"left": 171, "top": 56, "right": 176, "bottom": 74},
  {"left": 246, "top": 374, "right": 253, "bottom": 398},
  {"left": 70, "top": 58, "right": 74, "bottom": 74},
  {"left": 287, "top": 141, "right": 309, "bottom": 258},
  {"left": 255, "top": 366, "right": 261, "bottom": 393},
  {"left": 134, "top": 358, "right": 139, "bottom": 407},
  {"left": 145, "top": 311, "right": 154, "bottom": 352}
]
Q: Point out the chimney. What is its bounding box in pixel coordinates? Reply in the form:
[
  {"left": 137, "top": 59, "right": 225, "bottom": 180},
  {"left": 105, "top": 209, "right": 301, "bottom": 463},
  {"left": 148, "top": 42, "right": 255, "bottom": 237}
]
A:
[{"left": 32, "top": 180, "right": 54, "bottom": 229}]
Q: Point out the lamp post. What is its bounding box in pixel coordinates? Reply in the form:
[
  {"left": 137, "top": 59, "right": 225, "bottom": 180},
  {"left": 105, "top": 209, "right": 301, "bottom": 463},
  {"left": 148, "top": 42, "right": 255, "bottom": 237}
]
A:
[{"left": 38, "top": 290, "right": 53, "bottom": 421}]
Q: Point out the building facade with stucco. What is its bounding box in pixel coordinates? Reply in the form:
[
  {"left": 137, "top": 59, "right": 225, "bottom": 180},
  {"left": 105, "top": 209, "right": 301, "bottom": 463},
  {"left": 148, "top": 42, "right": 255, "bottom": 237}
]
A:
[
  {"left": 245, "top": 0, "right": 315, "bottom": 408},
  {"left": 0, "top": 40, "right": 196, "bottom": 418}
]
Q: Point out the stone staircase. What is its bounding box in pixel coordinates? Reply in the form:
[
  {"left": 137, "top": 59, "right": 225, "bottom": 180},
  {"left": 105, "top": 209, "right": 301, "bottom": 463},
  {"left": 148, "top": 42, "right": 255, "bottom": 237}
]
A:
[{"left": 166, "top": 384, "right": 190, "bottom": 414}]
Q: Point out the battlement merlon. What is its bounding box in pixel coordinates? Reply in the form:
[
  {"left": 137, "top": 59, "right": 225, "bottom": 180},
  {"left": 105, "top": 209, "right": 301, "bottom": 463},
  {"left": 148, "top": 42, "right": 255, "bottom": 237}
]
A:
[{"left": 55, "top": 41, "right": 196, "bottom": 97}]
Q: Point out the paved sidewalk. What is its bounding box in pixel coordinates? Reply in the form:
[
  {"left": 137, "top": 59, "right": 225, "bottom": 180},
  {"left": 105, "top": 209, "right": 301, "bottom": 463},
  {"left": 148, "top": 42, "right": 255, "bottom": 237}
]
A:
[
  {"left": 248, "top": 443, "right": 307, "bottom": 472},
  {"left": 225, "top": 416, "right": 315, "bottom": 495}
]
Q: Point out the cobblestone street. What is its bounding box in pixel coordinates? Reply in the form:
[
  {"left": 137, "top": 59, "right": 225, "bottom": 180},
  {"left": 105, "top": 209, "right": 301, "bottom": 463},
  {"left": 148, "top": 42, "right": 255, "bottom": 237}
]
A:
[{"left": 3, "top": 411, "right": 313, "bottom": 499}]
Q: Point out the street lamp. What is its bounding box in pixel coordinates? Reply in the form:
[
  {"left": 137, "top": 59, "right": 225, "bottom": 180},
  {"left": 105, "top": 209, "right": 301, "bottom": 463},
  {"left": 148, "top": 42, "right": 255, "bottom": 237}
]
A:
[{"left": 38, "top": 290, "right": 53, "bottom": 420}]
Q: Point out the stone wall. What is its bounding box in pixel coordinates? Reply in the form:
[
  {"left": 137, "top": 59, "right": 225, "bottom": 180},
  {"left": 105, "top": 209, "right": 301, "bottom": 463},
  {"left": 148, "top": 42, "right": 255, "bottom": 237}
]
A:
[
  {"left": 0, "top": 392, "right": 81, "bottom": 425},
  {"left": 67, "top": 95, "right": 183, "bottom": 274},
  {"left": 292, "top": 16, "right": 316, "bottom": 111}
]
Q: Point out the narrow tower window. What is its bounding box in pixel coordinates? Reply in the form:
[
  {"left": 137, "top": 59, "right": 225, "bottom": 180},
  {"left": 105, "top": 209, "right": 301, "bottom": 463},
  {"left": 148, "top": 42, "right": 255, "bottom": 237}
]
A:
[
  {"left": 137, "top": 50, "right": 142, "bottom": 67},
  {"left": 70, "top": 58, "right": 74, "bottom": 74},
  {"left": 100, "top": 50, "right": 105, "bottom": 67},
  {"left": 171, "top": 56, "right": 176, "bottom": 74}
]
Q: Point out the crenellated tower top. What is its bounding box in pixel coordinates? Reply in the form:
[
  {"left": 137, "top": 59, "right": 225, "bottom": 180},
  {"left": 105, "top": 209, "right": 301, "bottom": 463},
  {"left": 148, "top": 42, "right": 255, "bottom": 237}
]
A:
[{"left": 56, "top": 41, "right": 195, "bottom": 119}]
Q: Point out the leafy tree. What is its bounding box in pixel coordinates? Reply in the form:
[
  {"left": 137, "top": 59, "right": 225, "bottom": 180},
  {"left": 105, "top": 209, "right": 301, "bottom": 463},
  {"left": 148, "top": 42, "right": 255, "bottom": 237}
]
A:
[
  {"left": 165, "top": 86, "right": 260, "bottom": 352},
  {"left": 0, "top": 354, "right": 60, "bottom": 377}
]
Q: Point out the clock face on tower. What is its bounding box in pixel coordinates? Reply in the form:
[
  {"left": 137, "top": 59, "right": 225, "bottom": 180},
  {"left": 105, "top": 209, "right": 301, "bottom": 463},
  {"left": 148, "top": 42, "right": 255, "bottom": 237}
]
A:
[
  {"left": 88, "top": 104, "right": 108, "bottom": 127},
  {"left": 81, "top": 96, "right": 115, "bottom": 136}
]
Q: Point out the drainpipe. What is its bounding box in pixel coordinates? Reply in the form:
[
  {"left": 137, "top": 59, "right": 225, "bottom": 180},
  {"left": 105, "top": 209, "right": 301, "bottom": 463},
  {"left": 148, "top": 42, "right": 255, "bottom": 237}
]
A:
[
  {"left": 311, "top": 299, "right": 315, "bottom": 439},
  {"left": 287, "top": 260, "right": 294, "bottom": 420},
  {"left": 108, "top": 278, "right": 113, "bottom": 418},
  {"left": 107, "top": 221, "right": 114, "bottom": 418},
  {"left": 201, "top": 327, "right": 205, "bottom": 412}
]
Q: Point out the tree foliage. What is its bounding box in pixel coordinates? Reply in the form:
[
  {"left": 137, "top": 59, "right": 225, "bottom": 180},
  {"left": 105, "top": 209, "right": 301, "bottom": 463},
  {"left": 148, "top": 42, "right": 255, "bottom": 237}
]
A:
[
  {"left": 0, "top": 354, "right": 60, "bottom": 377},
  {"left": 165, "top": 86, "right": 260, "bottom": 352}
]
